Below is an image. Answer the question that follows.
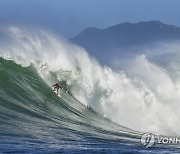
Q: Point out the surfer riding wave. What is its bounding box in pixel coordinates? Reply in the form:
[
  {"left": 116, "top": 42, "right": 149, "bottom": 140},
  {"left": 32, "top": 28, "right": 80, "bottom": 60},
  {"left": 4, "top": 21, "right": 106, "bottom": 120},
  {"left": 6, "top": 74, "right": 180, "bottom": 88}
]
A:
[{"left": 52, "top": 83, "right": 62, "bottom": 94}]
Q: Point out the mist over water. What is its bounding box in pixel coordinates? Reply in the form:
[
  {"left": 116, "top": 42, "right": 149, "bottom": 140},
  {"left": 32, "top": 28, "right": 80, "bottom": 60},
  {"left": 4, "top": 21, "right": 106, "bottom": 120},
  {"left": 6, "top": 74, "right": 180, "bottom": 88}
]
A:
[{"left": 1, "top": 26, "right": 180, "bottom": 136}]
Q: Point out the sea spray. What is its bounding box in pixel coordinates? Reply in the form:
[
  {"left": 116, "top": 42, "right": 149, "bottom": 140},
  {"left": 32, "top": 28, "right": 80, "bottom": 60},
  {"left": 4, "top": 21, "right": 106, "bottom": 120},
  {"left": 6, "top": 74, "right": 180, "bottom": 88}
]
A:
[{"left": 1, "top": 26, "right": 180, "bottom": 136}]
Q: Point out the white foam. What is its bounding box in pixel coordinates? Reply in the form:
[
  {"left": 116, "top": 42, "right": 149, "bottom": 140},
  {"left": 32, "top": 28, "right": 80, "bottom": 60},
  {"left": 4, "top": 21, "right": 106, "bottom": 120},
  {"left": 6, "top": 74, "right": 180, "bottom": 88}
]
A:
[{"left": 1, "top": 26, "right": 180, "bottom": 136}]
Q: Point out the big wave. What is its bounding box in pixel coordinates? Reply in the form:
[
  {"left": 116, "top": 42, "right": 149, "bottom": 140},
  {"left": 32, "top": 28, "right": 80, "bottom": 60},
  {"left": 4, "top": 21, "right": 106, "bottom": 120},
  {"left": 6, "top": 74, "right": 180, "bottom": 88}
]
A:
[{"left": 1, "top": 25, "right": 180, "bottom": 136}]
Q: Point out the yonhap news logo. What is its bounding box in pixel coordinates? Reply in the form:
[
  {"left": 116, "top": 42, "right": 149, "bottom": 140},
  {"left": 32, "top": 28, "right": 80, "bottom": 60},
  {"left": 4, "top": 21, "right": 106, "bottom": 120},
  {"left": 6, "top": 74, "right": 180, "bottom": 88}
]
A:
[
  {"left": 141, "top": 133, "right": 155, "bottom": 148},
  {"left": 141, "top": 133, "right": 180, "bottom": 148}
]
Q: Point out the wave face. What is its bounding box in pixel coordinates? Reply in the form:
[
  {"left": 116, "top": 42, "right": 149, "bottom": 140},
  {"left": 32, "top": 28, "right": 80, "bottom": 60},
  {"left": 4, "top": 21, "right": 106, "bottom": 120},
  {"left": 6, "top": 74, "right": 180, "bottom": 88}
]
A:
[
  {"left": 1, "top": 26, "right": 180, "bottom": 152},
  {"left": 0, "top": 57, "right": 141, "bottom": 153}
]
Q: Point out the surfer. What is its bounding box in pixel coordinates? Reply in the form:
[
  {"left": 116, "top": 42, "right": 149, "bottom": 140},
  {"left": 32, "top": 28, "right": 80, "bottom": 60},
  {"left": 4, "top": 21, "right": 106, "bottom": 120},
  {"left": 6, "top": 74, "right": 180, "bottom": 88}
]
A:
[{"left": 52, "top": 83, "right": 62, "bottom": 93}]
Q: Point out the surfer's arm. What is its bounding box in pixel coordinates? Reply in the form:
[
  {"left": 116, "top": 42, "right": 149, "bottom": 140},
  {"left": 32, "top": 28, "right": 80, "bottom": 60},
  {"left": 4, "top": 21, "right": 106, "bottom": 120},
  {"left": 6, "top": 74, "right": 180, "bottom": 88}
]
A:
[{"left": 52, "top": 84, "right": 56, "bottom": 87}]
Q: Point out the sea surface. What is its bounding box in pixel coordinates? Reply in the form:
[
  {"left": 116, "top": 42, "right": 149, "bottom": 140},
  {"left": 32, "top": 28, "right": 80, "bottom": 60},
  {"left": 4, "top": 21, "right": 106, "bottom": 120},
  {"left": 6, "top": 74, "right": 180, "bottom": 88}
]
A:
[{"left": 1, "top": 26, "right": 180, "bottom": 153}]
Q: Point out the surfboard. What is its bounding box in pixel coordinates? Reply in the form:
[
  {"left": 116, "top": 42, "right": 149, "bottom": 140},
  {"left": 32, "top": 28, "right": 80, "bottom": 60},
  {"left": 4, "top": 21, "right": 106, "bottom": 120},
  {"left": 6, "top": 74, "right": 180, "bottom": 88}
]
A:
[
  {"left": 57, "top": 93, "right": 61, "bottom": 98},
  {"left": 52, "top": 87, "right": 61, "bottom": 98}
]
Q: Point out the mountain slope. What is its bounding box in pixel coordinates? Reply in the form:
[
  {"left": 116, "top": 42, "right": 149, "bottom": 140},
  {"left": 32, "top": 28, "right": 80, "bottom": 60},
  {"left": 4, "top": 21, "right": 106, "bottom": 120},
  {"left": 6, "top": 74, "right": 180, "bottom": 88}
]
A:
[{"left": 70, "top": 21, "right": 180, "bottom": 63}]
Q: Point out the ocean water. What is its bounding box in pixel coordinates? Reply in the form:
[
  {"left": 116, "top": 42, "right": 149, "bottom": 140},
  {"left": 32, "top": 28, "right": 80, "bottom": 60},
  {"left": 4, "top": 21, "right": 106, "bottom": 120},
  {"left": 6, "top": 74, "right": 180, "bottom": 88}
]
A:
[{"left": 1, "top": 26, "right": 180, "bottom": 153}]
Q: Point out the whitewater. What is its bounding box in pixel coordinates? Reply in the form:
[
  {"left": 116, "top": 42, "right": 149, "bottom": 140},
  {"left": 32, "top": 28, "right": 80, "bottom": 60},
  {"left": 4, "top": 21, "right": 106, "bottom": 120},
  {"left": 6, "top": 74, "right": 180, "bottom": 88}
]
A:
[{"left": 1, "top": 26, "right": 180, "bottom": 153}]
